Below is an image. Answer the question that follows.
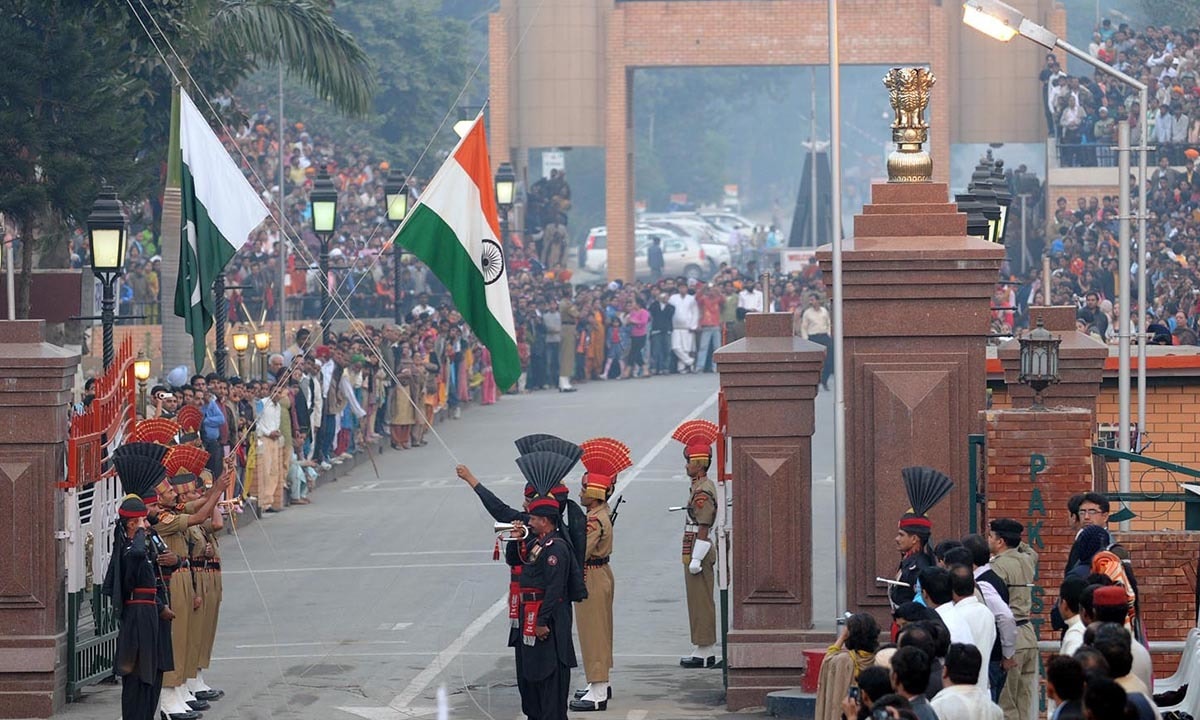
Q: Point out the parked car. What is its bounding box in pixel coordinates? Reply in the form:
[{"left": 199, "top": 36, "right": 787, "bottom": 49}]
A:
[
  {"left": 642, "top": 215, "right": 732, "bottom": 269},
  {"left": 582, "top": 225, "right": 712, "bottom": 280},
  {"left": 698, "top": 210, "right": 758, "bottom": 234}
]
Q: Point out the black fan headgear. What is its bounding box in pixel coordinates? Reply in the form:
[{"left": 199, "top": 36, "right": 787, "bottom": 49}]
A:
[
  {"left": 531, "top": 438, "right": 583, "bottom": 467},
  {"left": 516, "top": 451, "right": 579, "bottom": 518},
  {"left": 898, "top": 466, "right": 954, "bottom": 540},
  {"left": 113, "top": 454, "right": 168, "bottom": 503},
  {"left": 113, "top": 442, "right": 169, "bottom": 467},
  {"left": 515, "top": 433, "right": 562, "bottom": 456}
]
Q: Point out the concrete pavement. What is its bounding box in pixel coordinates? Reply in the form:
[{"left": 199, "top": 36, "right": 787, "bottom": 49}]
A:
[{"left": 53, "top": 370, "right": 839, "bottom": 720}]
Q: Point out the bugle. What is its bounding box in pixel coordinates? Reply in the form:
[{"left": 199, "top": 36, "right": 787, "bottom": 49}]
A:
[{"left": 494, "top": 522, "right": 529, "bottom": 541}]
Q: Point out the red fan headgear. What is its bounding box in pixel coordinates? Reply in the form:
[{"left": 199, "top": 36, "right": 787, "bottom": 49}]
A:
[
  {"left": 672, "top": 420, "right": 720, "bottom": 465},
  {"left": 128, "top": 418, "right": 181, "bottom": 445},
  {"left": 164, "top": 445, "right": 210, "bottom": 479},
  {"left": 176, "top": 405, "right": 203, "bottom": 435},
  {"left": 580, "top": 437, "right": 632, "bottom": 502}
]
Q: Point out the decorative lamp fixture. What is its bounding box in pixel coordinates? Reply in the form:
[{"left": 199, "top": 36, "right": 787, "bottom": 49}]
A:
[
  {"left": 494, "top": 162, "right": 516, "bottom": 209},
  {"left": 962, "top": 0, "right": 1059, "bottom": 49},
  {"left": 253, "top": 331, "right": 271, "bottom": 352},
  {"left": 955, "top": 194, "right": 992, "bottom": 239},
  {"left": 310, "top": 167, "right": 339, "bottom": 234},
  {"left": 1018, "top": 316, "right": 1062, "bottom": 409},
  {"left": 385, "top": 169, "right": 409, "bottom": 223},
  {"left": 87, "top": 187, "right": 128, "bottom": 275},
  {"left": 231, "top": 331, "right": 250, "bottom": 353},
  {"left": 134, "top": 353, "right": 152, "bottom": 382}
]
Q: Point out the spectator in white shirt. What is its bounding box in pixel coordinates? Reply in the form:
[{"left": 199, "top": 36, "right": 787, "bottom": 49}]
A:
[
  {"left": 949, "top": 565, "right": 997, "bottom": 690},
  {"left": 254, "top": 384, "right": 287, "bottom": 513},
  {"left": 919, "top": 566, "right": 973, "bottom": 647},
  {"left": 1058, "top": 576, "right": 1087, "bottom": 657},
  {"left": 930, "top": 644, "right": 1004, "bottom": 720},
  {"left": 737, "top": 281, "right": 764, "bottom": 313},
  {"left": 667, "top": 281, "right": 698, "bottom": 372}
]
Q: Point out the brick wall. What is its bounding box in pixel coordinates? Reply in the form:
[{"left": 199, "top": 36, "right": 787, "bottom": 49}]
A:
[
  {"left": 991, "top": 380, "right": 1200, "bottom": 531},
  {"left": 984, "top": 408, "right": 1200, "bottom": 678}
]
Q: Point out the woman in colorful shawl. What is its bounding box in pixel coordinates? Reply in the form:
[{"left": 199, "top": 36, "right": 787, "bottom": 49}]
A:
[
  {"left": 480, "top": 347, "right": 498, "bottom": 405},
  {"left": 815, "top": 613, "right": 881, "bottom": 720}
]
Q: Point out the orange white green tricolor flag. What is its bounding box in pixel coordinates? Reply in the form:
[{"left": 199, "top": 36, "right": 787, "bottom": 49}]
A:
[{"left": 389, "top": 115, "right": 519, "bottom": 389}]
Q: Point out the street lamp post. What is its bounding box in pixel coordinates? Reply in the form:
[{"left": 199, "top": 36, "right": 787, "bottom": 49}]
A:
[
  {"left": 310, "top": 167, "right": 339, "bottom": 342},
  {"left": 214, "top": 272, "right": 229, "bottom": 378},
  {"left": 385, "top": 169, "right": 410, "bottom": 325},
  {"left": 254, "top": 330, "right": 271, "bottom": 381},
  {"left": 232, "top": 330, "right": 249, "bottom": 378},
  {"left": 1018, "top": 316, "right": 1062, "bottom": 409},
  {"left": 86, "top": 187, "right": 128, "bottom": 370},
  {"left": 494, "top": 162, "right": 516, "bottom": 245},
  {"left": 962, "top": 0, "right": 1148, "bottom": 500}
]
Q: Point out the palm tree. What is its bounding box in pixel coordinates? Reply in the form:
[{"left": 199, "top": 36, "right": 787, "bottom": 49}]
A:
[{"left": 130, "top": 0, "right": 375, "bottom": 372}]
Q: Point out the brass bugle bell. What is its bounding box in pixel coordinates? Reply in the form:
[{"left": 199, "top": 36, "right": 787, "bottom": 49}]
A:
[{"left": 494, "top": 522, "right": 529, "bottom": 540}]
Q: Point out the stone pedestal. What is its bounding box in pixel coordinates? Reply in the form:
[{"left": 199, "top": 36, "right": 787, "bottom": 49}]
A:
[
  {"left": 998, "top": 306, "right": 1108, "bottom": 413},
  {"left": 714, "top": 313, "right": 828, "bottom": 710},
  {"left": 817, "top": 183, "right": 1004, "bottom": 624},
  {"left": 0, "top": 321, "right": 78, "bottom": 717}
]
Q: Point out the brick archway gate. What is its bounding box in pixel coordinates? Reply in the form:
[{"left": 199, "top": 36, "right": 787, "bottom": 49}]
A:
[
  {"left": 599, "top": 0, "right": 954, "bottom": 281},
  {"left": 488, "top": 0, "right": 964, "bottom": 282}
]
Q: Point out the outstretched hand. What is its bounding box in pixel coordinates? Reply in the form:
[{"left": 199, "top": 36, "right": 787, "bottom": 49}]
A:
[{"left": 455, "top": 465, "right": 479, "bottom": 488}]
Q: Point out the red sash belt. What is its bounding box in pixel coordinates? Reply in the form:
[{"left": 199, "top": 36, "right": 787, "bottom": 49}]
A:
[
  {"left": 126, "top": 587, "right": 157, "bottom": 606},
  {"left": 520, "top": 588, "right": 545, "bottom": 646},
  {"left": 509, "top": 566, "right": 523, "bottom": 628}
]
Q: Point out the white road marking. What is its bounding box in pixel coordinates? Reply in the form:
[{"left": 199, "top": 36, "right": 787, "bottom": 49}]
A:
[
  {"left": 221, "top": 562, "right": 494, "bottom": 575},
  {"left": 368, "top": 550, "right": 486, "bottom": 557},
  {"left": 337, "top": 594, "right": 508, "bottom": 719},
  {"left": 235, "top": 640, "right": 409, "bottom": 649}
]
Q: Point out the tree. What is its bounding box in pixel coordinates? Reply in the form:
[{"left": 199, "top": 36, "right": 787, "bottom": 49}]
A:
[
  {"left": 114, "top": 0, "right": 376, "bottom": 372},
  {"left": 0, "top": 0, "right": 148, "bottom": 317}
]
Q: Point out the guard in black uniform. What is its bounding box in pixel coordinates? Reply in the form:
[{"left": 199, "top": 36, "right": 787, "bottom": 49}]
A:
[
  {"left": 889, "top": 467, "right": 955, "bottom": 614},
  {"left": 103, "top": 495, "right": 164, "bottom": 720},
  {"left": 112, "top": 444, "right": 183, "bottom": 719},
  {"left": 515, "top": 450, "right": 580, "bottom": 720}
]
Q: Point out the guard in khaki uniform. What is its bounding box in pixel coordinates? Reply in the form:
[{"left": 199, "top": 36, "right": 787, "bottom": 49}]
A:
[
  {"left": 182, "top": 471, "right": 225, "bottom": 704},
  {"left": 988, "top": 518, "right": 1039, "bottom": 720},
  {"left": 672, "top": 419, "right": 720, "bottom": 668},
  {"left": 569, "top": 437, "right": 633, "bottom": 712},
  {"left": 155, "top": 445, "right": 226, "bottom": 720}
]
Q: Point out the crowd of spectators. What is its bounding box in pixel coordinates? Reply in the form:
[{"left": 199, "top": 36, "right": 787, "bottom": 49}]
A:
[
  {"left": 1042, "top": 22, "right": 1200, "bottom": 167},
  {"left": 813, "top": 492, "right": 1160, "bottom": 720}
]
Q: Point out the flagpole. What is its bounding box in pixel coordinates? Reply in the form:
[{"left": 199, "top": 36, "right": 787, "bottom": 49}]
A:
[{"left": 277, "top": 44, "right": 288, "bottom": 355}]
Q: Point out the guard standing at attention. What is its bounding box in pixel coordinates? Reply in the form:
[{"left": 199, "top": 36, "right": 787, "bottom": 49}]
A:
[
  {"left": 102, "top": 494, "right": 163, "bottom": 720},
  {"left": 569, "top": 437, "right": 631, "bottom": 712},
  {"left": 890, "top": 467, "right": 955, "bottom": 611},
  {"left": 672, "top": 419, "right": 720, "bottom": 668},
  {"left": 515, "top": 450, "right": 580, "bottom": 720}
]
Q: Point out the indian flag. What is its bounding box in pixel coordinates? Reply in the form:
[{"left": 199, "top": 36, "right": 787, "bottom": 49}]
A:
[
  {"left": 391, "top": 116, "right": 519, "bottom": 389},
  {"left": 175, "top": 90, "right": 269, "bottom": 371}
]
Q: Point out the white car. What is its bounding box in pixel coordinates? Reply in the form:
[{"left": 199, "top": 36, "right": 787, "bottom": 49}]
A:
[
  {"left": 583, "top": 225, "right": 714, "bottom": 280},
  {"left": 642, "top": 216, "right": 732, "bottom": 269}
]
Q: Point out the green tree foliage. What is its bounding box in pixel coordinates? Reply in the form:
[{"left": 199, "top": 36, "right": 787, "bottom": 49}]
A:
[
  {"left": 239, "top": 0, "right": 472, "bottom": 177},
  {"left": 0, "top": 0, "right": 148, "bottom": 316},
  {"left": 1138, "top": 0, "right": 1199, "bottom": 27}
]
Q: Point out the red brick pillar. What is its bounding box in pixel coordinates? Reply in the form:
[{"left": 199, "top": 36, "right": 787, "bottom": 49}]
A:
[
  {"left": 818, "top": 182, "right": 1004, "bottom": 625},
  {"left": 983, "top": 408, "right": 1094, "bottom": 642},
  {"left": 714, "top": 313, "right": 827, "bottom": 710},
  {"left": 998, "top": 306, "right": 1108, "bottom": 412},
  {"left": 0, "top": 321, "right": 79, "bottom": 717}
]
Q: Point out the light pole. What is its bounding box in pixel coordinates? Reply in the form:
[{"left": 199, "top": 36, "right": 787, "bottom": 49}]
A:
[
  {"left": 86, "top": 187, "right": 128, "bottom": 370},
  {"left": 134, "top": 352, "right": 152, "bottom": 417},
  {"left": 310, "top": 167, "right": 339, "bottom": 341},
  {"left": 231, "top": 330, "right": 249, "bottom": 378},
  {"left": 962, "top": 0, "right": 1147, "bottom": 505},
  {"left": 385, "top": 168, "right": 410, "bottom": 325},
  {"left": 254, "top": 330, "right": 271, "bottom": 381},
  {"left": 494, "top": 162, "right": 516, "bottom": 245},
  {"left": 214, "top": 271, "right": 229, "bottom": 378}
]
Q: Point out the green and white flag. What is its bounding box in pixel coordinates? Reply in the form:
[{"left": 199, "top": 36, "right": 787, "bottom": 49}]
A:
[
  {"left": 390, "top": 116, "right": 520, "bottom": 389},
  {"left": 175, "top": 90, "right": 269, "bottom": 371}
]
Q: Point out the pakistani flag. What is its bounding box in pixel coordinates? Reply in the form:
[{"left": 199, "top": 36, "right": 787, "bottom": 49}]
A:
[
  {"left": 391, "top": 116, "right": 520, "bottom": 389},
  {"left": 175, "top": 90, "right": 269, "bottom": 370}
]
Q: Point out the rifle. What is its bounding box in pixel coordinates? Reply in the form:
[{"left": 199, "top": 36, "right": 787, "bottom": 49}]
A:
[{"left": 609, "top": 494, "right": 626, "bottom": 526}]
